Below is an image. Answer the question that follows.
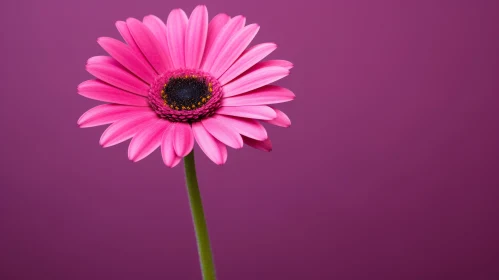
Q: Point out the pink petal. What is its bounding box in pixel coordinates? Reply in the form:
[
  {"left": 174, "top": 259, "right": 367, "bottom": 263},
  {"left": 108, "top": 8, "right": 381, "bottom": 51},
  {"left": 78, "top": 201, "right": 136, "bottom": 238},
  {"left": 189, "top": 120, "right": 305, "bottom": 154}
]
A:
[
  {"left": 201, "top": 13, "right": 230, "bottom": 67},
  {"left": 127, "top": 18, "right": 171, "bottom": 74},
  {"left": 254, "top": 59, "right": 294, "bottom": 70},
  {"left": 216, "top": 105, "right": 276, "bottom": 120},
  {"left": 214, "top": 115, "right": 268, "bottom": 141},
  {"left": 99, "top": 112, "right": 159, "bottom": 147},
  {"left": 173, "top": 123, "right": 194, "bottom": 157},
  {"left": 97, "top": 37, "right": 156, "bottom": 84},
  {"left": 223, "top": 66, "right": 289, "bottom": 97},
  {"left": 218, "top": 43, "right": 277, "bottom": 85},
  {"left": 86, "top": 59, "right": 150, "bottom": 96},
  {"left": 77, "top": 104, "right": 151, "bottom": 128},
  {"left": 161, "top": 124, "right": 182, "bottom": 168},
  {"left": 128, "top": 119, "right": 171, "bottom": 162},
  {"left": 185, "top": 5, "right": 208, "bottom": 69},
  {"left": 192, "top": 122, "right": 227, "bottom": 165},
  {"left": 210, "top": 24, "right": 260, "bottom": 78},
  {"left": 115, "top": 21, "right": 144, "bottom": 58},
  {"left": 143, "top": 15, "right": 174, "bottom": 70},
  {"left": 221, "top": 85, "right": 295, "bottom": 106},
  {"left": 201, "top": 15, "right": 245, "bottom": 72},
  {"left": 166, "top": 9, "right": 188, "bottom": 69},
  {"left": 201, "top": 115, "right": 243, "bottom": 149},
  {"left": 263, "top": 108, "right": 291, "bottom": 127},
  {"left": 78, "top": 80, "right": 148, "bottom": 106},
  {"left": 87, "top": 56, "right": 121, "bottom": 66},
  {"left": 243, "top": 136, "right": 272, "bottom": 152}
]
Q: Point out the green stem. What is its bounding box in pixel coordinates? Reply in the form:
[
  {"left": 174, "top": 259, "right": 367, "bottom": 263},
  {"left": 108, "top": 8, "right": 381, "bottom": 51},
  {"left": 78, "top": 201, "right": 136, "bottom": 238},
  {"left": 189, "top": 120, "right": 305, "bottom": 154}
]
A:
[{"left": 183, "top": 150, "right": 216, "bottom": 280}]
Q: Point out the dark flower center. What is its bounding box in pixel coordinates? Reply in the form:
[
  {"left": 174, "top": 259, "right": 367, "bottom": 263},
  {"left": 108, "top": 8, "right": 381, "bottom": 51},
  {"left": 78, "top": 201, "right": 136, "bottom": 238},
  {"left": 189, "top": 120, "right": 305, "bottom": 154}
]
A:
[
  {"left": 161, "top": 76, "right": 212, "bottom": 111},
  {"left": 148, "top": 70, "right": 223, "bottom": 123}
]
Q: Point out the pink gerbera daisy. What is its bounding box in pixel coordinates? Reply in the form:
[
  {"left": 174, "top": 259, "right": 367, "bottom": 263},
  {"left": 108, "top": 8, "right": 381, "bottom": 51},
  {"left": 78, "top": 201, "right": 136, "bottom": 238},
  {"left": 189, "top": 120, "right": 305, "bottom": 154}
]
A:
[{"left": 78, "top": 5, "right": 293, "bottom": 167}]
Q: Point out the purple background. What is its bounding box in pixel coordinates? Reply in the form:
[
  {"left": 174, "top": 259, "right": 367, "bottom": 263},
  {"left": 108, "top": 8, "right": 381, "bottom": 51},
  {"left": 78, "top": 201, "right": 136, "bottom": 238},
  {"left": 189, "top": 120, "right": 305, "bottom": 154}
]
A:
[{"left": 1, "top": 0, "right": 498, "bottom": 279}]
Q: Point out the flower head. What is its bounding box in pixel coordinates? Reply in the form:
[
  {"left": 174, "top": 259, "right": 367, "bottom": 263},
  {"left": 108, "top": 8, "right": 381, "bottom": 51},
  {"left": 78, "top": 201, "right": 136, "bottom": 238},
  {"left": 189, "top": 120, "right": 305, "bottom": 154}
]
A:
[{"left": 78, "top": 5, "right": 294, "bottom": 167}]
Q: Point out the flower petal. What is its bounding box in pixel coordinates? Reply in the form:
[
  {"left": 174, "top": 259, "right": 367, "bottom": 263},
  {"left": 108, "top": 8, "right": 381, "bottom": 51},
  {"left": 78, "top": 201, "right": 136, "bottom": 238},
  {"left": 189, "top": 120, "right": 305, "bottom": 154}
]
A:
[
  {"left": 243, "top": 136, "right": 272, "bottom": 152},
  {"left": 143, "top": 15, "right": 174, "bottom": 70},
  {"left": 78, "top": 80, "right": 148, "bottom": 106},
  {"left": 201, "top": 13, "right": 230, "bottom": 66},
  {"left": 192, "top": 122, "right": 227, "bottom": 165},
  {"left": 86, "top": 58, "right": 150, "bottom": 96},
  {"left": 185, "top": 5, "right": 208, "bottom": 69},
  {"left": 254, "top": 59, "right": 294, "bottom": 70},
  {"left": 221, "top": 85, "right": 295, "bottom": 106},
  {"left": 210, "top": 24, "right": 260, "bottom": 78},
  {"left": 115, "top": 21, "right": 144, "bottom": 58},
  {"left": 201, "top": 115, "right": 243, "bottom": 149},
  {"left": 173, "top": 123, "right": 194, "bottom": 157},
  {"left": 77, "top": 104, "right": 151, "bottom": 128},
  {"left": 97, "top": 37, "right": 156, "bottom": 84},
  {"left": 214, "top": 115, "right": 268, "bottom": 141},
  {"left": 201, "top": 15, "right": 245, "bottom": 72},
  {"left": 127, "top": 18, "right": 171, "bottom": 74},
  {"left": 166, "top": 9, "right": 188, "bottom": 69},
  {"left": 218, "top": 43, "right": 277, "bottom": 85},
  {"left": 216, "top": 105, "right": 276, "bottom": 120},
  {"left": 263, "top": 108, "right": 291, "bottom": 127},
  {"left": 128, "top": 119, "right": 171, "bottom": 162},
  {"left": 87, "top": 56, "right": 122, "bottom": 66},
  {"left": 223, "top": 66, "right": 289, "bottom": 97},
  {"left": 161, "top": 124, "right": 182, "bottom": 168},
  {"left": 99, "top": 112, "right": 159, "bottom": 147}
]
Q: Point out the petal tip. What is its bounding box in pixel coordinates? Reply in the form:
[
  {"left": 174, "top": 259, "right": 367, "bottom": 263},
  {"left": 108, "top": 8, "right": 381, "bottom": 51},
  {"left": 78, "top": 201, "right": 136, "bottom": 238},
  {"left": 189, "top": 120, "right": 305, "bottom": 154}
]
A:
[
  {"left": 99, "top": 136, "right": 109, "bottom": 147},
  {"left": 126, "top": 17, "right": 140, "bottom": 25},
  {"left": 194, "top": 4, "right": 207, "bottom": 10},
  {"left": 215, "top": 159, "right": 226, "bottom": 165},
  {"left": 115, "top": 21, "right": 125, "bottom": 29}
]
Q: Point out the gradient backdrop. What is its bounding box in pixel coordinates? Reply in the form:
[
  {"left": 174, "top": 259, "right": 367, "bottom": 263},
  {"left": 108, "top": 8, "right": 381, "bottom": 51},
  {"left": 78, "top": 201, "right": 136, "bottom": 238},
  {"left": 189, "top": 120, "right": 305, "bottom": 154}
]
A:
[{"left": 1, "top": 0, "right": 498, "bottom": 279}]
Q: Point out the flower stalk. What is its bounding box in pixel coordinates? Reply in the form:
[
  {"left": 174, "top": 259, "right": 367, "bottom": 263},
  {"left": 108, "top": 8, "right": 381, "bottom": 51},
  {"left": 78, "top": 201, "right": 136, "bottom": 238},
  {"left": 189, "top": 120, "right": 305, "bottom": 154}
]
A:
[{"left": 183, "top": 150, "right": 216, "bottom": 280}]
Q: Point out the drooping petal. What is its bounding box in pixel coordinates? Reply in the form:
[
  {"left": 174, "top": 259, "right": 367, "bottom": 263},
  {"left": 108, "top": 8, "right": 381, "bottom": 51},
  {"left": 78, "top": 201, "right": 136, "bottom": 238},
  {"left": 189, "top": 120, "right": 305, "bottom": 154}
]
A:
[
  {"left": 216, "top": 105, "right": 276, "bottom": 120},
  {"left": 201, "top": 13, "right": 230, "bottom": 66},
  {"left": 210, "top": 24, "right": 260, "bottom": 78},
  {"left": 127, "top": 18, "right": 171, "bottom": 74},
  {"left": 243, "top": 136, "right": 272, "bottom": 152},
  {"left": 115, "top": 21, "right": 144, "bottom": 58},
  {"left": 97, "top": 37, "right": 156, "bottom": 84},
  {"left": 263, "top": 108, "right": 291, "bottom": 127},
  {"left": 166, "top": 9, "right": 188, "bottom": 69},
  {"left": 172, "top": 122, "right": 194, "bottom": 157},
  {"left": 253, "top": 59, "right": 293, "bottom": 70},
  {"left": 77, "top": 104, "right": 151, "bottom": 128},
  {"left": 78, "top": 80, "right": 148, "bottom": 106},
  {"left": 161, "top": 124, "right": 182, "bottom": 168},
  {"left": 218, "top": 43, "right": 277, "bottom": 85},
  {"left": 99, "top": 112, "right": 159, "bottom": 147},
  {"left": 214, "top": 115, "right": 268, "bottom": 141},
  {"left": 221, "top": 85, "right": 295, "bottom": 106},
  {"left": 185, "top": 5, "right": 208, "bottom": 69},
  {"left": 223, "top": 66, "right": 289, "bottom": 97},
  {"left": 201, "top": 15, "right": 245, "bottom": 72},
  {"left": 86, "top": 58, "right": 150, "bottom": 96},
  {"left": 192, "top": 122, "right": 227, "bottom": 165},
  {"left": 128, "top": 119, "right": 171, "bottom": 162},
  {"left": 201, "top": 115, "right": 243, "bottom": 149},
  {"left": 142, "top": 15, "right": 174, "bottom": 70}
]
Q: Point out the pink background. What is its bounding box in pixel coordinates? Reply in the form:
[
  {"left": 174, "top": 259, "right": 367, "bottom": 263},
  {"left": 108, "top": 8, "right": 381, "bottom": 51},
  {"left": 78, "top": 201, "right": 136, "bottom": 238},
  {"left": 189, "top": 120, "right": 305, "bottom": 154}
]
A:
[{"left": 1, "top": 0, "right": 498, "bottom": 279}]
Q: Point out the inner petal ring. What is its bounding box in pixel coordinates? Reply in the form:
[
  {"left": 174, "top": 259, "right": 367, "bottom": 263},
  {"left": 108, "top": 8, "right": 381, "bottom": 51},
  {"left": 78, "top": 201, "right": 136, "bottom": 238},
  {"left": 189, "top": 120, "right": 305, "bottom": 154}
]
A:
[{"left": 148, "top": 69, "right": 223, "bottom": 123}]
